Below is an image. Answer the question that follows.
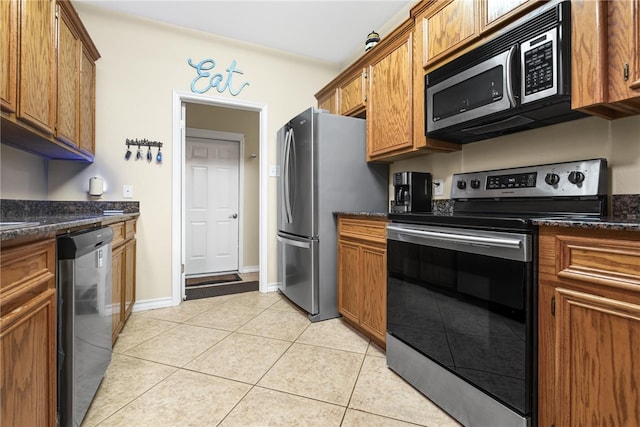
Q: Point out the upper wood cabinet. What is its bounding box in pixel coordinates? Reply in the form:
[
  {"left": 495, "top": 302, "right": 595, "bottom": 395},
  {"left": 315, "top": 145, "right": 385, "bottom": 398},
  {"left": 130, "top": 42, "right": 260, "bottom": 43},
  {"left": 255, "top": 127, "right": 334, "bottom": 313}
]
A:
[
  {"left": 56, "top": 0, "right": 98, "bottom": 156},
  {"left": 571, "top": 0, "right": 640, "bottom": 118},
  {"left": 482, "top": 0, "right": 533, "bottom": 31},
  {"left": 56, "top": 1, "right": 81, "bottom": 147},
  {"left": 0, "top": 0, "right": 100, "bottom": 161},
  {"left": 317, "top": 89, "right": 337, "bottom": 114},
  {"left": 538, "top": 226, "right": 640, "bottom": 426},
  {"left": 0, "top": 0, "right": 18, "bottom": 113},
  {"left": 607, "top": 0, "right": 640, "bottom": 109},
  {"left": 339, "top": 68, "right": 367, "bottom": 116},
  {"left": 415, "top": 0, "right": 540, "bottom": 71},
  {"left": 315, "top": 17, "right": 460, "bottom": 161},
  {"left": 17, "top": 0, "right": 56, "bottom": 135},
  {"left": 367, "top": 27, "right": 413, "bottom": 160},
  {"left": 79, "top": 45, "right": 97, "bottom": 154},
  {"left": 420, "top": 0, "right": 479, "bottom": 68}
]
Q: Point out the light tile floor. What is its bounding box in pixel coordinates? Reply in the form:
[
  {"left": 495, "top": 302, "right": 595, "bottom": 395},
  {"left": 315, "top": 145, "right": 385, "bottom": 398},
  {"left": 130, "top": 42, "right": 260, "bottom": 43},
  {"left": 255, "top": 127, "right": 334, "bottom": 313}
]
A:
[{"left": 83, "top": 291, "right": 461, "bottom": 426}]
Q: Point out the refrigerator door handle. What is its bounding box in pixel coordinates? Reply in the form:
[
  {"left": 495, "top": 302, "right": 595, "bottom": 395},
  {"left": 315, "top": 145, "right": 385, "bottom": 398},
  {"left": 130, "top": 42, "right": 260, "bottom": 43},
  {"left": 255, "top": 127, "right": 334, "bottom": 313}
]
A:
[
  {"left": 283, "top": 128, "right": 293, "bottom": 224},
  {"left": 277, "top": 234, "right": 311, "bottom": 249}
]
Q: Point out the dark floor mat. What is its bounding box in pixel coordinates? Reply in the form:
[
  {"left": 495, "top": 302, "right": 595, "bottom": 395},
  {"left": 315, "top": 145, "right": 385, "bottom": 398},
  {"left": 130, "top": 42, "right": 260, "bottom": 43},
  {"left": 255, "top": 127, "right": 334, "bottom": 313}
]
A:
[
  {"left": 186, "top": 273, "right": 242, "bottom": 287},
  {"left": 185, "top": 281, "right": 259, "bottom": 300}
]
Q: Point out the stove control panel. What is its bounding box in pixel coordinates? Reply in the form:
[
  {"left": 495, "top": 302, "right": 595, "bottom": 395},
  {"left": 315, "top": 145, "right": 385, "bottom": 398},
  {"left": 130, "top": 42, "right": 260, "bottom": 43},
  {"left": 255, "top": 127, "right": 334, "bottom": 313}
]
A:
[{"left": 451, "top": 158, "right": 608, "bottom": 199}]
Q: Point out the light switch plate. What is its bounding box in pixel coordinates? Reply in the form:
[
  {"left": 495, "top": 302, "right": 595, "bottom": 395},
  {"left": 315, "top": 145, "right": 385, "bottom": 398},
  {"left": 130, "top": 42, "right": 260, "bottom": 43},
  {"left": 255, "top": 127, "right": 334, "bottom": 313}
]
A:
[
  {"left": 123, "top": 185, "right": 133, "bottom": 198},
  {"left": 433, "top": 179, "right": 444, "bottom": 196}
]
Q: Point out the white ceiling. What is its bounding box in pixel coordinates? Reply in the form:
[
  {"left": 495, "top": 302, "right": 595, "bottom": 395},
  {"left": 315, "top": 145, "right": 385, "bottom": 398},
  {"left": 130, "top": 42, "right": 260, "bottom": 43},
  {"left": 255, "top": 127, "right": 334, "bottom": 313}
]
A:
[{"left": 76, "top": 0, "right": 415, "bottom": 65}]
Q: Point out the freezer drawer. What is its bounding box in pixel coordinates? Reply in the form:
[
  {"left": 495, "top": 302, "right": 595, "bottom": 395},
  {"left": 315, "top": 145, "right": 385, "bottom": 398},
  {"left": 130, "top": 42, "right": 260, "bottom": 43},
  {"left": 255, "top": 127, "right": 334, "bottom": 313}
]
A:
[{"left": 277, "top": 233, "right": 318, "bottom": 314}]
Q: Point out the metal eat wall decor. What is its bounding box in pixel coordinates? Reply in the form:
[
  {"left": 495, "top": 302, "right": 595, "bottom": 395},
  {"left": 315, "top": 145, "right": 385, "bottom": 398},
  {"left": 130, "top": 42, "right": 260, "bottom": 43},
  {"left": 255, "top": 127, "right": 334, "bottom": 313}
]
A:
[{"left": 188, "top": 58, "right": 250, "bottom": 96}]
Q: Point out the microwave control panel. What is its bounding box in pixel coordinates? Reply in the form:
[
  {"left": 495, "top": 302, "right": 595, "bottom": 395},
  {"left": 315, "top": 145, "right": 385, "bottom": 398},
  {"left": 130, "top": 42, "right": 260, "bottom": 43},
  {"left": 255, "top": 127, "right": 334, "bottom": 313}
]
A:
[{"left": 521, "top": 27, "right": 559, "bottom": 103}]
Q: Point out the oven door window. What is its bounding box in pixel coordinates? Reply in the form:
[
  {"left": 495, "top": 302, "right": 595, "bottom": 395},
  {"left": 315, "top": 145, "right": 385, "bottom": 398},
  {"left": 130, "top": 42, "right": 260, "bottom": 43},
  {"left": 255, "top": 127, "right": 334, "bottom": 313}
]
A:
[{"left": 387, "top": 239, "right": 531, "bottom": 415}]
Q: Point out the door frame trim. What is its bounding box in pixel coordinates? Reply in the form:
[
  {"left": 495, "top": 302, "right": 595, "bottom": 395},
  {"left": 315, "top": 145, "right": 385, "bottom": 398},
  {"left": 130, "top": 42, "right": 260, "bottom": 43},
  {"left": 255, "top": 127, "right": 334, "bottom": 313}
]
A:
[
  {"left": 185, "top": 128, "right": 245, "bottom": 277},
  {"left": 172, "top": 91, "right": 268, "bottom": 305}
]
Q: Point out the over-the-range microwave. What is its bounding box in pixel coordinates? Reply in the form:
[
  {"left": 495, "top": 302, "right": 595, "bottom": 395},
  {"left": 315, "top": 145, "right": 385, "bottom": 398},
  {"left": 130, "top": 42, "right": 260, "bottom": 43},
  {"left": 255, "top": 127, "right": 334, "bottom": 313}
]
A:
[{"left": 425, "top": 0, "right": 586, "bottom": 144}]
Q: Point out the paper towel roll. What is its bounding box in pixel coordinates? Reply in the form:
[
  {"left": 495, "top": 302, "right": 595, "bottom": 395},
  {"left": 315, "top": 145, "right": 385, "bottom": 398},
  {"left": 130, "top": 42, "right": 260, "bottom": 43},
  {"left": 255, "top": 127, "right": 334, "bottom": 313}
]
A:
[{"left": 89, "top": 177, "right": 104, "bottom": 196}]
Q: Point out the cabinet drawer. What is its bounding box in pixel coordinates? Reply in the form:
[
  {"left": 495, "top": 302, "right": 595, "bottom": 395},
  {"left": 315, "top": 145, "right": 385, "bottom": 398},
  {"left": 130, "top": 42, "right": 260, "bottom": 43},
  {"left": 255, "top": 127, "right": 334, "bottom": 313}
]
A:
[
  {"left": 110, "top": 222, "right": 125, "bottom": 247},
  {"left": 339, "top": 218, "right": 387, "bottom": 244},
  {"left": 556, "top": 234, "right": 640, "bottom": 292},
  {"left": 0, "top": 238, "right": 55, "bottom": 315}
]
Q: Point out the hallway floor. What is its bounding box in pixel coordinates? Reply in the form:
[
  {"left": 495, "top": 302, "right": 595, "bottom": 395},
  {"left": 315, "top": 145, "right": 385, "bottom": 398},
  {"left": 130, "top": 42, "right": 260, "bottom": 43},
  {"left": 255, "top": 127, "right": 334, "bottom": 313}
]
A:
[{"left": 83, "top": 291, "right": 460, "bottom": 426}]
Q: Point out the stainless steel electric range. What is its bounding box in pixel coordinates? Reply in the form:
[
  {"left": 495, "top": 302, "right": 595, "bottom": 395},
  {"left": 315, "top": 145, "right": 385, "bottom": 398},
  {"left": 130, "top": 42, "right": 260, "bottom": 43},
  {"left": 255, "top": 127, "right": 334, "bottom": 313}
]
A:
[{"left": 386, "top": 158, "right": 608, "bottom": 427}]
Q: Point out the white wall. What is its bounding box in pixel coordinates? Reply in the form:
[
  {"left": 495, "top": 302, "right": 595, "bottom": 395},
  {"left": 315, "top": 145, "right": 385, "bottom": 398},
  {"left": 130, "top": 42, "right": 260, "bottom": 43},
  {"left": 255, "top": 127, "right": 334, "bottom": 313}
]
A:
[
  {"left": 43, "top": 4, "right": 340, "bottom": 303},
  {"left": 391, "top": 114, "right": 640, "bottom": 201}
]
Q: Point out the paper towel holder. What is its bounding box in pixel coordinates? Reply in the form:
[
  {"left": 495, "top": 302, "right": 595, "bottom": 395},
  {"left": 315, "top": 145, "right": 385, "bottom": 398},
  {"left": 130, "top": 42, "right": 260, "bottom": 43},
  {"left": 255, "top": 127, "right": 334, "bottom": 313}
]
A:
[{"left": 89, "top": 177, "right": 104, "bottom": 196}]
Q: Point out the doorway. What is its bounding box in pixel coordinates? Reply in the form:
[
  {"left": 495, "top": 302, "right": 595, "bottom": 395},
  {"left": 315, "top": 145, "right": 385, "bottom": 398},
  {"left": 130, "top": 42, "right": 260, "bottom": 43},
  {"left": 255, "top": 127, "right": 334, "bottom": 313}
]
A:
[
  {"left": 185, "top": 131, "right": 242, "bottom": 276},
  {"left": 172, "top": 92, "right": 268, "bottom": 305}
]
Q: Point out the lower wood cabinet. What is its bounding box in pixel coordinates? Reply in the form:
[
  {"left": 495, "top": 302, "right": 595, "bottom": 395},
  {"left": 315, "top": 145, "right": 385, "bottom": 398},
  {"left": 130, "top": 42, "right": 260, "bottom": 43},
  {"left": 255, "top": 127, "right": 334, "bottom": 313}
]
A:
[
  {"left": 337, "top": 215, "right": 387, "bottom": 348},
  {"left": 109, "top": 219, "right": 136, "bottom": 344},
  {"left": 538, "top": 226, "right": 640, "bottom": 426},
  {"left": 0, "top": 236, "right": 57, "bottom": 427}
]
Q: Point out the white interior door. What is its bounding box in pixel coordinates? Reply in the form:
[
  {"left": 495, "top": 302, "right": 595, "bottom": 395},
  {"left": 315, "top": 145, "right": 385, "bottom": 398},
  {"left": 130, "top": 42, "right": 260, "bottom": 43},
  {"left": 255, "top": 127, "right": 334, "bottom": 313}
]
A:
[{"left": 185, "top": 137, "right": 240, "bottom": 275}]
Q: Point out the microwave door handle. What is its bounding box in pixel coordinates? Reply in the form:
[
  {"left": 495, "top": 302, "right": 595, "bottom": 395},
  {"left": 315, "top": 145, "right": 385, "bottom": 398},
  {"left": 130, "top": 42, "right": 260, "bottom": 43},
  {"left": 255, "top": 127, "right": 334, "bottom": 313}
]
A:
[{"left": 505, "top": 45, "right": 517, "bottom": 107}]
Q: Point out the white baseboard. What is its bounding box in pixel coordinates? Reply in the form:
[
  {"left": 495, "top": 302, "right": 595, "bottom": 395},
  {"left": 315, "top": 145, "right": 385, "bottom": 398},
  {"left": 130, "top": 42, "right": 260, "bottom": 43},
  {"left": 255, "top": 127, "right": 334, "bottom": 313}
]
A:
[
  {"left": 132, "top": 297, "right": 175, "bottom": 312},
  {"left": 266, "top": 282, "right": 280, "bottom": 293},
  {"left": 240, "top": 265, "right": 259, "bottom": 274}
]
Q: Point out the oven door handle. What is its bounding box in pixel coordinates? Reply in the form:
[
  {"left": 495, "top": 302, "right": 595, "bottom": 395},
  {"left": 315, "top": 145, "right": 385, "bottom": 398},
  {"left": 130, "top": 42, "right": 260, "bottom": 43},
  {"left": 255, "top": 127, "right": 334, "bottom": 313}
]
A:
[{"left": 387, "top": 225, "right": 523, "bottom": 249}]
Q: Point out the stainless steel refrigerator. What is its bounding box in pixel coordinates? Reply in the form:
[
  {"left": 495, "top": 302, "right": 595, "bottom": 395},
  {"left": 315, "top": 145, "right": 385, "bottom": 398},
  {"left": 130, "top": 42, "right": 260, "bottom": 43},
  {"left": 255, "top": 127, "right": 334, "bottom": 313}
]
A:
[{"left": 277, "top": 107, "right": 388, "bottom": 322}]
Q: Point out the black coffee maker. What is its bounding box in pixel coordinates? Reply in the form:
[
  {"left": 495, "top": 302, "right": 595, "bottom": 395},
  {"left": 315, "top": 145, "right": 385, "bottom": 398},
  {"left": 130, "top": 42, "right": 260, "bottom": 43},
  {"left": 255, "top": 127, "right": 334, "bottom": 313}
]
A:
[{"left": 390, "top": 172, "right": 432, "bottom": 213}]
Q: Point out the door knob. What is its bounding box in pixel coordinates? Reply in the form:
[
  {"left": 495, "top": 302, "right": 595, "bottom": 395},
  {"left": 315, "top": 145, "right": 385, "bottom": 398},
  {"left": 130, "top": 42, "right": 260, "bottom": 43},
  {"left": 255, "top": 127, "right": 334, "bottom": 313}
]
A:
[{"left": 229, "top": 213, "right": 238, "bottom": 219}]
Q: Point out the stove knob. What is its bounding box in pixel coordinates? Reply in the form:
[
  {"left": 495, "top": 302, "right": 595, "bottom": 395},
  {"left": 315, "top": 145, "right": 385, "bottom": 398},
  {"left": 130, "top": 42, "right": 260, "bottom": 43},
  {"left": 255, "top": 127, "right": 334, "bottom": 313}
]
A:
[
  {"left": 470, "top": 179, "right": 481, "bottom": 189},
  {"left": 457, "top": 180, "right": 467, "bottom": 190},
  {"left": 544, "top": 173, "right": 560, "bottom": 186},
  {"left": 568, "top": 171, "right": 585, "bottom": 185}
]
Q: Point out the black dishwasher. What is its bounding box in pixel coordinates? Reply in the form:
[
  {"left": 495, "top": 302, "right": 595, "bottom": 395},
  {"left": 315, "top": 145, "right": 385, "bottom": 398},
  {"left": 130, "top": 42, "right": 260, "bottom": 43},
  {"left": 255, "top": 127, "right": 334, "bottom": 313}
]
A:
[{"left": 57, "top": 226, "right": 113, "bottom": 427}]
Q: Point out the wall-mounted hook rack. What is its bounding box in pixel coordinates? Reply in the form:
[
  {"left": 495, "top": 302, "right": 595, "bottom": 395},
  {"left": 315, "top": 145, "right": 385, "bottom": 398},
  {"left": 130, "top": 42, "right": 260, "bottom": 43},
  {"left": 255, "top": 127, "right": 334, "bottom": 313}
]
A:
[{"left": 125, "top": 138, "right": 164, "bottom": 163}]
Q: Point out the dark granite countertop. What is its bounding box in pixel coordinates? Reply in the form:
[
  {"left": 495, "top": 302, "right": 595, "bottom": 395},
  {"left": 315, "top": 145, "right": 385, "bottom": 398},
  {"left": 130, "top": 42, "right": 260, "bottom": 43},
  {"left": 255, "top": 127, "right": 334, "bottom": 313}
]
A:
[
  {"left": 1, "top": 199, "right": 140, "bottom": 241},
  {"left": 532, "top": 216, "right": 640, "bottom": 232},
  {"left": 334, "top": 212, "right": 388, "bottom": 219}
]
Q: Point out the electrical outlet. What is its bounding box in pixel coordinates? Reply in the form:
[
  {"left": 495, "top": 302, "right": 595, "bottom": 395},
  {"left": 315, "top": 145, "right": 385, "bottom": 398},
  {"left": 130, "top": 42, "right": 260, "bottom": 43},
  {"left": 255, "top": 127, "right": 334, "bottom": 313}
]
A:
[
  {"left": 433, "top": 179, "right": 444, "bottom": 196},
  {"left": 123, "top": 185, "right": 133, "bottom": 199},
  {"left": 269, "top": 165, "right": 280, "bottom": 177}
]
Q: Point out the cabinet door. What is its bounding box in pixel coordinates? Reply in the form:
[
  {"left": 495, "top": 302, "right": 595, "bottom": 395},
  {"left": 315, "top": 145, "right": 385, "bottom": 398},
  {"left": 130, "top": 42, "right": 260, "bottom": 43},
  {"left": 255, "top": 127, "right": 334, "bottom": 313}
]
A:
[
  {"left": 56, "top": 3, "right": 81, "bottom": 147},
  {"left": 17, "top": 0, "right": 56, "bottom": 134},
  {"left": 0, "top": 288, "right": 57, "bottom": 427},
  {"left": 123, "top": 239, "right": 136, "bottom": 320},
  {"left": 111, "top": 244, "right": 124, "bottom": 344},
  {"left": 338, "top": 70, "right": 366, "bottom": 116},
  {"left": 79, "top": 46, "right": 96, "bottom": 154},
  {"left": 337, "top": 240, "right": 361, "bottom": 324},
  {"left": 367, "top": 32, "right": 413, "bottom": 160},
  {"left": 0, "top": 0, "right": 17, "bottom": 113},
  {"left": 554, "top": 287, "right": 640, "bottom": 426},
  {"left": 360, "top": 244, "right": 386, "bottom": 346},
  {"left": 318, "top": 90, "right": 337, "bottom": 115},
  {"left": 607, "top": 0, "right": 640, "bottom": 111},
  {"left": 571, "top": 0, "right": 609, "bottom": 114},
  {"left": 482, "top": 0, "right": 532, "bottom": 31},
  {"left": 423, "top": 0, "right": 478, "bottom": 67}
]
